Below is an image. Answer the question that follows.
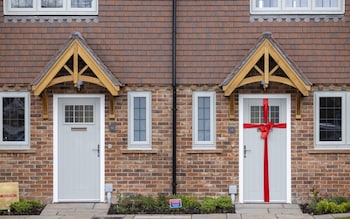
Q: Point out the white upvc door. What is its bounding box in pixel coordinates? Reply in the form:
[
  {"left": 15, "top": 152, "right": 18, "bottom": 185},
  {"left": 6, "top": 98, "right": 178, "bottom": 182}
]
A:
[
  {"left": 53, "top": 95, "right": 105, "bottom": 202},
  {"left": 239, "top": 94, "right": 291, "bottom": 203}
]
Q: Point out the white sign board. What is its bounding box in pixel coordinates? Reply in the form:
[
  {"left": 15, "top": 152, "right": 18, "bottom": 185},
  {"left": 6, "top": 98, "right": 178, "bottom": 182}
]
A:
[{"left": 169, "top": 198, "right": 182, "bottom": 208}]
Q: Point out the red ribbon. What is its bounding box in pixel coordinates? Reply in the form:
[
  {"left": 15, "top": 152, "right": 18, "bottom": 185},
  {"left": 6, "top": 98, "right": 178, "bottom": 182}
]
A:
[{"left": 243, "top": 98, "right": 286, "bottom": 202}]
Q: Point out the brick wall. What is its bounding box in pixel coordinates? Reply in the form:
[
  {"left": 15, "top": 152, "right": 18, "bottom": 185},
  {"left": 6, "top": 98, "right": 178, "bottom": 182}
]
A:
[
  {"left": 1, "top": 83, "right": 350, "bottom": 203},
  {"left": 291, "top": 85, "right": 350, "bottom": 203}
]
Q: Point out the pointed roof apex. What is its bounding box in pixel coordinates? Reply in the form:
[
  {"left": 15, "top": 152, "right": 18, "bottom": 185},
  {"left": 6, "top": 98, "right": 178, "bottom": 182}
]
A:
[
  {"left": 32, "top": 32, "right": 122, "bottom": 96},
  {"left": 221, "top": 32, "right": 312, "bottom": 96}
]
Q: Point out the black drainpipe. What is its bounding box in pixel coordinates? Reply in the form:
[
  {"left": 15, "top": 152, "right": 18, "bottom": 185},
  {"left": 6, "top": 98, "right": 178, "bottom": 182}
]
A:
[{"left": 172, "top": 0, "right": 177, "bottom": 195}]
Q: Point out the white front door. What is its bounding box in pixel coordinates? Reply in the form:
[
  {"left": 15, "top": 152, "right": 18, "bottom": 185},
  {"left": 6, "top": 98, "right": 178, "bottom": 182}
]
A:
[
  {"left": 53, "top": 95, "right": 105, "bottom": 202},
  {"left": 239, "top": 94, "right": 291, "bottom": 203}
]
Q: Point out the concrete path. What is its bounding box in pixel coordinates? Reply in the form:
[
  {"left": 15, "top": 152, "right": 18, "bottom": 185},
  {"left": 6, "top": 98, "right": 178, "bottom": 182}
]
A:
[{"left": 0, "top": 203, "right": 349, "bottom": 219}]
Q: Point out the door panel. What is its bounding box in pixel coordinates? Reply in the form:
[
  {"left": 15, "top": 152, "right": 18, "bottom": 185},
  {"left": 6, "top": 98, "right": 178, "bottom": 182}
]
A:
[
  {"left": 243, "top": 98, "right": 287, "bottom": 202},
  {"left": 57, "top": 97, "right": 100, "bottom": 201}
]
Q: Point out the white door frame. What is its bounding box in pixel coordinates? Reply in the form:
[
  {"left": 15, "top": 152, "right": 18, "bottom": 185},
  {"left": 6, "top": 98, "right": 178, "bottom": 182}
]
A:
[
  {"left": 53, "top": 94, "right": 105, "bottom": 203},
  {"left": 238, "top": 94, "right": 291, "bottom": 203}
]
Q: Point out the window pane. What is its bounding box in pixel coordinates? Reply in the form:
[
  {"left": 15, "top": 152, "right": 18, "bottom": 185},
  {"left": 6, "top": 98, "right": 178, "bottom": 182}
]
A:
[
  {"left": 285, "top": 0, "right": 308, "bottom": 8},
  {"left": 65, "top": 105, "right": 93, "bottom": 123},
  {"left": 250, "top": 105, "right": 279, "bottom": 123},
  {"left": 3, "top": 97, "right": 25, "bottom": 142},
  {"left": 71, "top": 0, "right": 92, "bottom": 8},
  {"left": 11, "top": 0, "right": 33, "bottom": 8},
  {"left": 65, "top": 105, "right": 74, "bottom": 123},
  {"left": 256, "top": 0, "right": 278, "bottom": 8},
  {"left": 134, "top": 97, "right": 146, "bottom": 141},
  {"left": 198, "top": 97, "right": 211, "bottom": 141},
  {"left": 250, "top": 106, "right": 261, "bottom": 123},
  {"left": 41, "top": 0, "right": 63, "bottom": 8},
  {"left": 316, "top": 0, "right": 338, "bottom": 7},
  {"left": 270, "top": 106, "right": 280, "bottom": 123},
  {"left": 84, "top": 105, "right": 93, "bottom": 123},
  {"left": 319, "top": 97, "right": 342, "bottom": 141},
  {"left": 75, "top": 105, "right": 84, "bottom": 123}
]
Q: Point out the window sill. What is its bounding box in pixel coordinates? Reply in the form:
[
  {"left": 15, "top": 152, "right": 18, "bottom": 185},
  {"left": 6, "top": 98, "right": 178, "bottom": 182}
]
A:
[
  {"left": 121, "top": 149, "right": 158, "bottom": 154},
  {"left": 186, "top": 149, "right": 223, "bottom": 154},
  {"left": 308, "top": 149, "right": 350, "bottom": 154},
  {"left": 4, "top": 16, "right": 99, "bottom": 23},
  {"left": 0, "top": 149, "right": 36, "bottom": 154},
  {"left": 250, "top": 14, "right": 344, "bottom": 22}
]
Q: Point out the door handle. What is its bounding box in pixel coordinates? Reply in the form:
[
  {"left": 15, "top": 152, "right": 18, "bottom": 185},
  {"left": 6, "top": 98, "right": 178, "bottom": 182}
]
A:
[
  {"left": 244, "top": 145, "right": 251, "bottom": 158},
  {"left": 92, "top": 144, "right": 100, "bottom": 157}
]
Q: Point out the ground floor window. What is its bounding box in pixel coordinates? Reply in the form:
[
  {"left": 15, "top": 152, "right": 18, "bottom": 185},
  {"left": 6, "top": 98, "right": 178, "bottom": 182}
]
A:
[
  {"left": 0, "top": 92, "right": 30, "bottom": 149},
  {"left": 127, "top": 91, "right": 152, "bottom": 149},
  {"left": 192, "top": 91, "right": 216, "bottom": 149},
  {"left": 314, "top": 92, "right": 348, "bottom": 149}
]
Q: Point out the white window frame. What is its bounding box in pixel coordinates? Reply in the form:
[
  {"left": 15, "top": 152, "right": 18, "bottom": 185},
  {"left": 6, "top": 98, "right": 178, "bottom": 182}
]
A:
[
  {"left": 4, "top": 0, "right": 98, "bottom": 15},
  {"left": 251, "top": 0, "right": 344, "bottom": 15},
  {"left": 192, "top": 91, "right": 216, "bottom": 149},
  {"left": 0, "top": 92, "right": 30, "bottom": 150},
  {"left": 314, "top": 91, "right": 348, "bottom": 149},
  {"left": 128, "top": 91, "right": 152, "bottom": 150}
]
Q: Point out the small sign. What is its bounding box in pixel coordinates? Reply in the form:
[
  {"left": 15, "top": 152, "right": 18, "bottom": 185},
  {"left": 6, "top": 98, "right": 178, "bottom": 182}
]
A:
[
  {"left": 0, "top": 182, "right": 19, "bottom": 210},
  {"left": 169, "top": 198, "right": 182, "bottom": 208}
]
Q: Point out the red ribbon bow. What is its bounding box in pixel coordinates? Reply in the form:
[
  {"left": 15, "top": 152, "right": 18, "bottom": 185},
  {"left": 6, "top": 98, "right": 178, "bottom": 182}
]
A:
[{"left": 243, "top": 98, "right": 286, "bottom": 202}]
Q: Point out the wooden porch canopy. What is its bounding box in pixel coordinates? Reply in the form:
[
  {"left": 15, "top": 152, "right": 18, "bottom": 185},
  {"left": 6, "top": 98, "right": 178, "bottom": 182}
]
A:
[
  {"left": 32, "top": 32, "right": 122, "bottom": 96},
  {"left": 221, "top": 32, "right": 312, "bottom": 97}
]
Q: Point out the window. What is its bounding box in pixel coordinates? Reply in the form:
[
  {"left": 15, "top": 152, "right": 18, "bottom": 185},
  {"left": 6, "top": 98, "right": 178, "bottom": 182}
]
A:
[
  {"left": 0, "top": 92, "right": 30, "bottom": 149},
  {"left": 314, "top": 92, "right": 349, "bottom": 149},
  {"left": 4, "top": 0, "right": 98, "bottom": 15},
  {"left": 64, "top": 105, "right": 93, "bottom": 123},
  {"left": 128, "top": 91, "right": 152, "bottom": 149},
  {"left": 192, "top": 91, "right": 216, "bottom": 149},
  {"left": 251, "top": 0, "right": 344, "bottom": 14}
]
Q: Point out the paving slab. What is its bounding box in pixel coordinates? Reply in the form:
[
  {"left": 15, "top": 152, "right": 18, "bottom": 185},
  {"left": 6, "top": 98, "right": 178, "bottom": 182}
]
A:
[
  {"left": 237, "top": 204, "right": 284, "bottom": 209},
  {"left": 93, "top": 203, "right": 111, "bottom": 210},
  {"left": 134, "top": 215, "right": 191, "bottom": 219},
  {"left": 282, "top": 204, "right": 302, "bottom": 209},
  {"left": 313, "top": 215, "right": 334, "bottom": 219},
  {"left": 236, "top": 208, "right": 269, "bottom": 214},
  {"left": 332, "top": 212, "right": 350, "bottom": 218},
  {"left": 40, "top": 203, "right": 110, "bottom": 217},
  {"left": 191, "top": 214, "right": 226, "bottom": 219},
  {"left": 240, "top": 214, "right": 276, "bottom": 219},
  {"left": 92, "top": 217, "right": 124, "bottom": 219},
  {"left": 269, "top": 208, "right": 303, "bottom": 214},
  {"left": 0, "top": 217, "right": 28, "bottom": 219},
  {"left": 27, "top": 216, "right": 62, "bottom": 219},
  {"left": 277, "top": 214, "right": 315, "bottom": 219},
  {"left": 227, "top": 214, "right": 243, "bottom": 219}
]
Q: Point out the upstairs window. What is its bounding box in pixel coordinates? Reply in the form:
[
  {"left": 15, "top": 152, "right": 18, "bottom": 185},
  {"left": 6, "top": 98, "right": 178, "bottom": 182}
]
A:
[
  {"left": 4, "top": 0, "right": 98, "bottom": 15},
  {"left": 251, "top": 0, "right": 344, "bottom": 14}
]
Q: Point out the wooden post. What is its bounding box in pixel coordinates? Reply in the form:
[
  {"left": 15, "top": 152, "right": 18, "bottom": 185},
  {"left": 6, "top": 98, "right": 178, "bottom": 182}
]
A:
[
  {"left": 42, "top": 90, "right": 48, "bottom": 120},
  {"left": 109, "top": 94, "right": 115, "bottom": 120},
  {"left": 296, "top": 92, "right": 301, "bottom": 120},
  {"left": 230, "top": 93, "right": 234, "bottom": 120}
]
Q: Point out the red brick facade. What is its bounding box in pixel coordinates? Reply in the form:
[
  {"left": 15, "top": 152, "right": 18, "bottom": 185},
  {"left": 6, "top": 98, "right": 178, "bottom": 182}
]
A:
[{"left": 0, "top": 0, "right": 350, "bottom": 204}]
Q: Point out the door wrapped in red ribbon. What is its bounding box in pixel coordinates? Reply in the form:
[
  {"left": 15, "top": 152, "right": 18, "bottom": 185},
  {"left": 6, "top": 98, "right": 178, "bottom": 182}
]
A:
[{"left": 243, "top": 98, "right": 286, "bottom": 202}]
